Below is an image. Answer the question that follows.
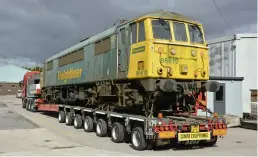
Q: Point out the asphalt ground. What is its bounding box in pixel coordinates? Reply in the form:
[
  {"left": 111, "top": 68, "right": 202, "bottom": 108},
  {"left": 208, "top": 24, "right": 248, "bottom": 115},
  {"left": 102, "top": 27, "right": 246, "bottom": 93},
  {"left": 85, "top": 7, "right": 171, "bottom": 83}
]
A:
[{"left": 0, "top": 95, "right": 257, "bottom": 156}]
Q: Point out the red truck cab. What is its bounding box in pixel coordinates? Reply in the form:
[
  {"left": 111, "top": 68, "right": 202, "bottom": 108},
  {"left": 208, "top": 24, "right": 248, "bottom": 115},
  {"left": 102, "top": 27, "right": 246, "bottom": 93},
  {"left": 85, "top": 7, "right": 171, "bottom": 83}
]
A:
[{"left": 20, "top": 71, "right": 41, "bottom": 108}]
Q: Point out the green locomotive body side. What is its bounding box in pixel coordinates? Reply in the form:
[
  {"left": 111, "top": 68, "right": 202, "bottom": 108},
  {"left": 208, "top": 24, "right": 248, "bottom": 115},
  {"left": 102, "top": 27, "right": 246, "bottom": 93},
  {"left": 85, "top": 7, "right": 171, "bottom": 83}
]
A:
[{"left": 43, "top": 26, "right": 121, "bottom": 87}]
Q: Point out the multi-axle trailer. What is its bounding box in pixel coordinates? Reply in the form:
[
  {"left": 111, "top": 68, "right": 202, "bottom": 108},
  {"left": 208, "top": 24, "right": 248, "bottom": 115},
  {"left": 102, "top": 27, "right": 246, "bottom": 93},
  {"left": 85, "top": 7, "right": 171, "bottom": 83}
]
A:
[{"left": 23, "top": 96, "right": 227, "bottom": 151}]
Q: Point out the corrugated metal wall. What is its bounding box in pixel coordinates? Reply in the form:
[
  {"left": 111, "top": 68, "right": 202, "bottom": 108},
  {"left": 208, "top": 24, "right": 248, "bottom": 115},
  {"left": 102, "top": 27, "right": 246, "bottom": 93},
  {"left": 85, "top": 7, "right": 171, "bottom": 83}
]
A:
[{"left": 208, "top": 39, "right": 236, "bottom": 77}]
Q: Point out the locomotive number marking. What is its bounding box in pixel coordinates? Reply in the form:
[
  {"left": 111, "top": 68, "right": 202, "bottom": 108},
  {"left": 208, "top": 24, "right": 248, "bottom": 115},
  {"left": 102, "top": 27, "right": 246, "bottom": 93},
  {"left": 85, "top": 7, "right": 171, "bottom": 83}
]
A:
[
  {"left": 58, "top": 68, "right": 83, "bottom": 81},
  {"left": 160, "top": 57, "right": 179, "bottom": 64},
  {"left": 136, "top": 69, "right": 148, "bottom": 76}
]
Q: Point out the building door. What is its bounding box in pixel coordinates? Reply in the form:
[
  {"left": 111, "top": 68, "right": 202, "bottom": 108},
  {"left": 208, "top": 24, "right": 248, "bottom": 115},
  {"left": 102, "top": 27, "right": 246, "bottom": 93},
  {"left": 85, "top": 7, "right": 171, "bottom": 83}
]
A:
[{"left": 214, "top": 83, "right": 226, "bottom": 115}]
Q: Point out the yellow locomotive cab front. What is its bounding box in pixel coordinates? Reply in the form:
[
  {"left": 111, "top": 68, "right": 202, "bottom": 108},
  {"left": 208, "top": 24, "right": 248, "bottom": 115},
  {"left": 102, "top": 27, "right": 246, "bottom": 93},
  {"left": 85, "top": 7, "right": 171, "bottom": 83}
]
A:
[{"left": 128, "top": 17, "right": 209, "bottom": 81}]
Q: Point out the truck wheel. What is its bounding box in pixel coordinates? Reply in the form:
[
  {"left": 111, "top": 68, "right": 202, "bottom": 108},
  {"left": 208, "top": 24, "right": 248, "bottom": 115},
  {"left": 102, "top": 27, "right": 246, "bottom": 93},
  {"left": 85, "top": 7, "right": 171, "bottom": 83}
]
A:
[
  {"left": 58, "top": 111, "right": 65, "bottom": 123},
  {"left": 74, "top": 114, "right": 83, "bottom": 129},
  {"left": 26, "top": 102, "right": 29, "bottom": 110},
  {"left": 31, "top": 103, "right": 36, "bottom": 112},
  {"left": 84, "top": 116, "right": 94, "bottom": 132},
  {"left": 96, "top": 119, "right": 108, "bottom": 137},
  {"left": 65, "top": 112, "right": 73, "bottom": 126},
  {"left": 131, "top": 127, "right": 147, "bottom": 151},
  {"left": 111, "top": 122, "right": 125, "bottom": 143}
]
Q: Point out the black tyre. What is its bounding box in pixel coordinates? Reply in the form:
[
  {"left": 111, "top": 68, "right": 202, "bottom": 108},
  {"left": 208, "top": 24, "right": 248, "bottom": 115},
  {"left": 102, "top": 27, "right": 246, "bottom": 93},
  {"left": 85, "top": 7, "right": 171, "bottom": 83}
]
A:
[
  {"left": 201, "top": 135, "right": 218, "bottom": 147},
  {"left": 74, "top": 114, "right": 83, "bottom": 129},
  {"left": 84, "top": 116, "right": 94, "bottom": 132},
  {"left": 30, "top": 102, "right": 36, "bottom": 112},
  {"left": 111, "top": 122, "right": 125, "bottom": 143},
  {"left": 58, "top": 111, "right": 65, "bottom": 123},
  {"left": 65, "top": 112, "right": 74, "bottom": 126},
  {"left": 26, "top": 102, "right": 29, "bottom": 110},
  {"left": 131, "top": 127, "right": 147, "bottom": 151},
  {"left": 22, "top": 99, "right": 26, "bottom": 108},
  {"left": 96, "top": 119, "right": 108, "bottom": 137}
]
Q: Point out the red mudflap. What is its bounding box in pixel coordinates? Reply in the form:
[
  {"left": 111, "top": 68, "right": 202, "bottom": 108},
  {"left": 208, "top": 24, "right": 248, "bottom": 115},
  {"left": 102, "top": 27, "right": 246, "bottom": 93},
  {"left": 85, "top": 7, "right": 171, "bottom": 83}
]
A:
[{"left": 37, "top": 104, "right": 59, "bottom": 112}]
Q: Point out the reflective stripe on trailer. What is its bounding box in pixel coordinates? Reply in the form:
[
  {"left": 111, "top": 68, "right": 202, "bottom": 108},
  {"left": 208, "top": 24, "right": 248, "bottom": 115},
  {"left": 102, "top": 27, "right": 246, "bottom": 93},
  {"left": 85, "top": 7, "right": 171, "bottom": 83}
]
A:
[
  {"left": 110, "top": 114, "right": 123, "bottom": 118},
  {"left": 129, "top": 117, "right": 145, "bottom": 121},
  {"left": 83, "top": 109, "right": 92, "bottom": 112},
  {"left": 95, "top": 111, "right": 106, "bottom": 115}
]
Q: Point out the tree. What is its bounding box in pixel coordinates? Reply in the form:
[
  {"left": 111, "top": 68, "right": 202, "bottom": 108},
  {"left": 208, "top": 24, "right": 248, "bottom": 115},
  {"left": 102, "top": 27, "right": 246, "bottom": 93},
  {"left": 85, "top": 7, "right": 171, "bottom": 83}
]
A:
[{"left": 22, "top": 66, "right": 43, "bottom": 72}]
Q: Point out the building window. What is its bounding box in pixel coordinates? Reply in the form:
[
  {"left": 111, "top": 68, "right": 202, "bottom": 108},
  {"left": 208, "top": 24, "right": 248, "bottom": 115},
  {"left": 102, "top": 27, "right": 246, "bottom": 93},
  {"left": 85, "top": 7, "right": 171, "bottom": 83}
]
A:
[
  {"left": 138, "top": 21, "right": 146, "bottom": 42},
  {"left": 215, "top": 85, "right": 224, "bottom": 101}
]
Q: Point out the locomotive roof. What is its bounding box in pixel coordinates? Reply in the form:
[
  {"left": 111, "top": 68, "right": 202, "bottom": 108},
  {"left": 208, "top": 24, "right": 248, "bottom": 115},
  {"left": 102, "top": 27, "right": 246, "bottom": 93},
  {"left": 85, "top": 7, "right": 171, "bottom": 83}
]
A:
[
  {"left": 45, "top": 10, "right": 199, "bottom": 63},
  {"left": 132, "top": 10, "right": 199, "bottom": 24}
]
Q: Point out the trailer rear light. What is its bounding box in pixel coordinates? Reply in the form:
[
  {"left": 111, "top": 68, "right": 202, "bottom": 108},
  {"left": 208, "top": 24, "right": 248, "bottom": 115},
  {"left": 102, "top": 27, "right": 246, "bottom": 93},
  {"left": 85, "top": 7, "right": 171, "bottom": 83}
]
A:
[
  {"left": 165, "top": 126, "right": 169, "bottom": 131},
  {"left": 158, "top": 113, "right": 163, "bottom": 118},
  {"left": 160, "top": 126, "right": 164, "bottom": 131}
]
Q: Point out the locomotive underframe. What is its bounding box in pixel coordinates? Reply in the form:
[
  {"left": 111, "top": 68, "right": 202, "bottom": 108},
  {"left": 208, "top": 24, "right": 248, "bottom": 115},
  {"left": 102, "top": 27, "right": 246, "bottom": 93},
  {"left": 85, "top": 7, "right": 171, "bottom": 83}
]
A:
[{"left": 41, "top": 78, "right": 219, "bottom": 117}]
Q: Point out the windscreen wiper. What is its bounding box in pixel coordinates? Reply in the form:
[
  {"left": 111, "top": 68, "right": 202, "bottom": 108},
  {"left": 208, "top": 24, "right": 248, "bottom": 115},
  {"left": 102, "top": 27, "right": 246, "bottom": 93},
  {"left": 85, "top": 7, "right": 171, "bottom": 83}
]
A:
[
  {"left": 194, "top": 24, "right": 203, "bottom": 36},
  {"left": 158, "top": 18, "right": 170, "bottom": 31}
]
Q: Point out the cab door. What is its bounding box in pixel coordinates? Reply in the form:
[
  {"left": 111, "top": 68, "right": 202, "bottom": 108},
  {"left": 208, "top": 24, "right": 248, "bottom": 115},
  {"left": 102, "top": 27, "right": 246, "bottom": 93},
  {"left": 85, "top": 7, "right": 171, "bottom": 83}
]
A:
[{"left": 117, "top": 27, "right": 128, "bottom": 78}]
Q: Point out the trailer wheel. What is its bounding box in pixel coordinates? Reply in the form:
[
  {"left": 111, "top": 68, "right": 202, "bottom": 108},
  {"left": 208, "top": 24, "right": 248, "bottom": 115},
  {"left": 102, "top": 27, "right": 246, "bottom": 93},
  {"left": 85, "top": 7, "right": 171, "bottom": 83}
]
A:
[
  {"left": 65, "top": 112, "right": 73, "bottom": 126},
  {"left": 201, "top": 135, "right": 218, "bottom": 147},
  {"left": 84, "top": 116, "right": 94, "bottom": 132},
  {"left": 131, "top": 127, "right": 147, "bottom": 151},
  {"left": 74, "top": 114, "right": 83, "bottom": 129},
  {"left": 58, "top": 111, "right": 65, "bottom": 123},
  {"left": 96, "top": 119, "right": 108, "bottom": 137},
  {"left": 111, "top": 122, "right": 125, "bottom": 143}
]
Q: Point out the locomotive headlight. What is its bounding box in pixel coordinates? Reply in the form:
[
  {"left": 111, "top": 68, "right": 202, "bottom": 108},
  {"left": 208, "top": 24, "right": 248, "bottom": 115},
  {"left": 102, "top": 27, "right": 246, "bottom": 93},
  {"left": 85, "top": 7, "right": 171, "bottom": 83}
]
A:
[
  {"left": 200, "top": 51, "right": 204, "bottom": 57},
  {"left": 158, "top": 47, "right": 163, "bottom": 54},
  {"left": 171, "top": 48, "right": 176, "bottom": 55},
  {"left": 191, "top": 50, "right": 196, "bottom": 57}
]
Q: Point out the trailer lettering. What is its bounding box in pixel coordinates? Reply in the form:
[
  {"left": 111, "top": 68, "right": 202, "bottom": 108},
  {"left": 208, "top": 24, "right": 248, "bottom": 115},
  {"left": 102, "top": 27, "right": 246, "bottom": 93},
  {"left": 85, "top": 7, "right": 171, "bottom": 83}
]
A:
[{"left": 58, "top": 68, "right": 83, "bottom": 81}]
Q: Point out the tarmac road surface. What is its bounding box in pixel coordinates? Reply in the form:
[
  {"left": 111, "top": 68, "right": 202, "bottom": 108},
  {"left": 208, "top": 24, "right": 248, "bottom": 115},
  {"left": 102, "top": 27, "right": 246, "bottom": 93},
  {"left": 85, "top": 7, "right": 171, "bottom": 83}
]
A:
[{"left": 0, "top": 95, "right": 257, "bottom": 156}]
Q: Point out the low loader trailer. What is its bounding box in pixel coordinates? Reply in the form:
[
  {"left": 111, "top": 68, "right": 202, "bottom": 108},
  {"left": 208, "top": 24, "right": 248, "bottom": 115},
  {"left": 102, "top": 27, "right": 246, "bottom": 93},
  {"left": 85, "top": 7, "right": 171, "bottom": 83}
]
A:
[{"left": 23, "top": 97, "right": 227, "bottom": 151}]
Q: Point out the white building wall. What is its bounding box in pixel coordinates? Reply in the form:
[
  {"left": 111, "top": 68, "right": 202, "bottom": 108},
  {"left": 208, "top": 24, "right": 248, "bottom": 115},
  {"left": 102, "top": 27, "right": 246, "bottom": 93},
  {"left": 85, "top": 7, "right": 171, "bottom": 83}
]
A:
[
  {"left": 198, "top": 79, "right": 243, "bottom": 117},
  {"left": 207, "top": 34, "right": 257, "bottom": 114}
]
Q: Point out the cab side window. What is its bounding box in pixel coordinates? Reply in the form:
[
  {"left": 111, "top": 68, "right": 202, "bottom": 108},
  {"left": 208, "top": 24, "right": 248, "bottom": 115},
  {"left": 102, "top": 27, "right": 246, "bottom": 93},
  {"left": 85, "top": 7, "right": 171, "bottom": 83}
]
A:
[
  {"left": 138, "top": 21, "right": 146, "bottom": 42},
  {"left": 130, "top": 23, "right": 137, "bottom": 44}
]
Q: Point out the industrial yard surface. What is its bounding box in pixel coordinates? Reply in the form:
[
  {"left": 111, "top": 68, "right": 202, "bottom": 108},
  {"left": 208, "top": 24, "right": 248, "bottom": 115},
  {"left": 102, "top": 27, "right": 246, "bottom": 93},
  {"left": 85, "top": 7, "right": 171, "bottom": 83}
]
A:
[{"left": 0, "top": 95, "right": 257, "bottom": 156}]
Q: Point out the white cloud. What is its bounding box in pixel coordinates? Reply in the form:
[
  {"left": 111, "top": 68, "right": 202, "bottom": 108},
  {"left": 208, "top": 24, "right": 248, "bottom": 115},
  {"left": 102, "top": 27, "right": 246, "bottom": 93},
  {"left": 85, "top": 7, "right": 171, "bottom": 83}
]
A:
[{"left": 0, "top": 56, "right": 42, "bottom": 68}]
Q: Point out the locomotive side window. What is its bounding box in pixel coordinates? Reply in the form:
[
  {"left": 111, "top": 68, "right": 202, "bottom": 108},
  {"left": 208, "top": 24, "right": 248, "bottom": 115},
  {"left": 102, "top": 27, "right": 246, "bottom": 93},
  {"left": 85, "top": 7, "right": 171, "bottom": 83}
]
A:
[
  {"left": 58, "top": 48, "right": 84, "bottom": 67},
  {"left": 173, "top": 22, "right": 187, "bottom": 42},
  {"left": 94, "top": 37, "right": 111, "bottom": 55},
  {"left": 130, "top": 23, "right": 137, "bottom": 44},
  {"left": 151, "top": 19, "right": 171, "bottom": 40},
  {"left": 46, "top": 61, "right": 53, "bottom": 71},
  {"left": 120, "top": 28, "right": 125, "bottom": 45},
  {"left": 138, "top": 21, "right": 146, "bottom": 42}
]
